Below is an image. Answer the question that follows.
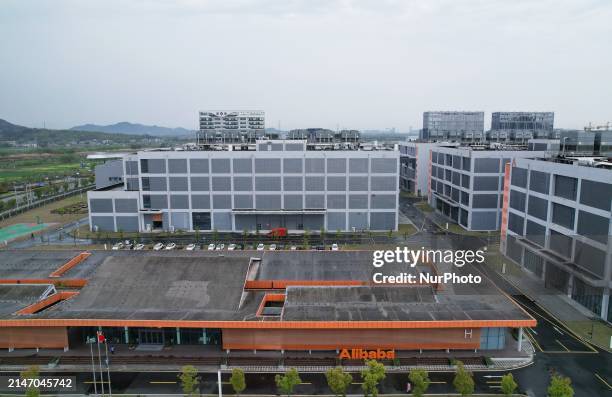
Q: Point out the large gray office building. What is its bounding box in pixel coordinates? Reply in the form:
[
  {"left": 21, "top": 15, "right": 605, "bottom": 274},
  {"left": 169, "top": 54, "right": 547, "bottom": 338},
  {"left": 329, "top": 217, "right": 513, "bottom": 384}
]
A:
[
  {"left": 428, "top": 147, "right": 548, "bottom": 231},
  {"left": 502, "top": 157, "right": 612, "bottom": 321},
  {"left": 420, "top": 111, "right": 485, "bottom": 142},
  {"left": 489, "top": 112, "right": 554, "bottom": 141},
  {"left": 87, "top": 140, "right": 399, "bottom": 233}
]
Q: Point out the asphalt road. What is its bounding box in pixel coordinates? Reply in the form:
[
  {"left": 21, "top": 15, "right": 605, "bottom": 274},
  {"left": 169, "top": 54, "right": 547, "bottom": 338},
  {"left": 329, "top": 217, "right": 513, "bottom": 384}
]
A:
[
  {"left": 0, "top": 370, "right": 552, "bottom": 395},
  {"left": 474, "top": 260, "right": 612, "bottom": 396}
]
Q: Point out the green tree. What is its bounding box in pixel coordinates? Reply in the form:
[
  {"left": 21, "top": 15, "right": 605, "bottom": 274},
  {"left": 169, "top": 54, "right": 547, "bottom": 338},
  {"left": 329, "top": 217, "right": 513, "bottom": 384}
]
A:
[
  {"left": 212, "top": 228, "right": 219, "bottom": 242},
  {"left": 408, "top": 368, "right": 430, "bottom": 397},
  {"left": 7, "top": 198, "right": 16, "bottom": 209},
  {"left": 229, "top": 368, "right": 246, "bottom": 396},
  {"left": 320, "top": 227, "right": 326, "bottom": 241},
  {"left": 20, "top": 365, "right": 40, "bottom": 397},
  {"left": 501, "top": 373, "right": 517, "bottom": 396},
  {"left": 242, "top": 228, "right": 248, "bottom": 244},
  {"left": 195, "top": 227, "right": 201, "bottom": 242},
  {"left": 547, "top": 374, "right": 574, "bottom": 397},
  {"left": 452, "top": 362, "right": 474, "bottom": 396},
  {"left": 275, "top": 368, "right": 302, "bottom": 397},
  {"left": 178, "top": 365, "right": 200, "bottom": 396},
  {"left": 326, "top": 367, "right": 353, "bottom": 397},
  {"left": 361, "top": 360, "right": 386, "bottom": 397},
  {"left": 303, "top": 229, "right": 310, "bottom": 248}
]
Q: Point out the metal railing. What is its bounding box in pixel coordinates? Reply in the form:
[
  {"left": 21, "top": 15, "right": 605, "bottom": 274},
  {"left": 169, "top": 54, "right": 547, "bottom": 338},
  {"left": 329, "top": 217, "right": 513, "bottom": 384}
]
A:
[{"left": 0, "top": 185, "right": 94, "bottom": 221}]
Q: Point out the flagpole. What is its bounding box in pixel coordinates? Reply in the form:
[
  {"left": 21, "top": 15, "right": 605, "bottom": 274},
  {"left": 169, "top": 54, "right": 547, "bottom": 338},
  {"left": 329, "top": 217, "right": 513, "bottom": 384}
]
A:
[
  {"left": 104, "top": 341, "right": 112, "bottom": 396},
  {"left": 89, "top": 338, "right": 98, "bottom": 396},
  {"left": 97, "top": 333, "right": 105, "bottom": 396}
]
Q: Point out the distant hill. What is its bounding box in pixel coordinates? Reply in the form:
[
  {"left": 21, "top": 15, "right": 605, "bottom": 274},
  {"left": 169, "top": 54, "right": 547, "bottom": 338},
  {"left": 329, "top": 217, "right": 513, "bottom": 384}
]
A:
[
  {"left": 71, "top": 122, "right": 195, "bottom": 137},
  {"left": 0, "top": 118, "right": 29, "bottom": 135},
  {"left": 0, "top": 118, "right": 165, "bottom": 146}
]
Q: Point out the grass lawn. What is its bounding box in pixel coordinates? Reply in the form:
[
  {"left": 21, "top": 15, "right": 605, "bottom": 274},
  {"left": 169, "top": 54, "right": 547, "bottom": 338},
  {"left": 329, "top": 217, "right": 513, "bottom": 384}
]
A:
[
  {"left": 414, "top": 201, "right": 434, "bottom": 212},
  {"left": 397, "top": 223, "right": 417, "bottom": 236},
  {"left": 566, "top": 320, "right": 612, "bottom": 353},
  {"left": 445, "top": 222, "right": 494, "bottom": 237},
  {"left": 0, "top": 194, "right": 87, "bottom": 228}
]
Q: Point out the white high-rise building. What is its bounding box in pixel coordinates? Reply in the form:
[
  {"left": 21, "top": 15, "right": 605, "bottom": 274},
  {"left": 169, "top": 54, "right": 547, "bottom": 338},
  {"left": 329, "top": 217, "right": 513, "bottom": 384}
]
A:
[{"left": 198, "top": 110, "right": 265, "bottom": 143}]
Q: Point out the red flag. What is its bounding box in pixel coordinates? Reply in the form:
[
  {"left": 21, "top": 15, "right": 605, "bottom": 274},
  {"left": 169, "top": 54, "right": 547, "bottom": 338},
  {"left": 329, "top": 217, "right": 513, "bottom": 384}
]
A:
[{"left": 97, "top": 332, "right": 106, "bottom": 343}]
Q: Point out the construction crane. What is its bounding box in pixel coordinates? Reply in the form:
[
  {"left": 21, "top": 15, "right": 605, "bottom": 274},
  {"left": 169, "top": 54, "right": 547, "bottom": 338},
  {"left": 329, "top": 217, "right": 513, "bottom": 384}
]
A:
[{"left": 584, "top": 121, "right": 611, "bottom": 131}]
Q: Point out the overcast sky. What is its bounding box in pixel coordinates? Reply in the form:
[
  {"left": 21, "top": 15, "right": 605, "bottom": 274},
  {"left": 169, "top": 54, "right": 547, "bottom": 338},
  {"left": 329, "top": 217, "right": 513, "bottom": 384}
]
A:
[{"left": 1, "top": 0, "right": 611, "bottom": 131}]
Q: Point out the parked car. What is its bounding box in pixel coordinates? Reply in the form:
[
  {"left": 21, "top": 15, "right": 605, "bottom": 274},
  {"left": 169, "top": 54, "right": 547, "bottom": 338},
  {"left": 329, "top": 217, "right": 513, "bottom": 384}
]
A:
[
  {"left": 134, "top": 243, "right": 145, "bottom": 250},
  {"left": 124, "top": 240, "right": 133, "bottom": 250},
  {"left": 165, "top": 242, "right": 176, "bottom": 250},
  {"left": 215, "top": 243, "right": 225, "bottom": 251},
  {"left": 269, "top": 244, "right": 277, "bottom": 251},
  {"left": 228, "top": 243, "right": 236, "bottom": 251},
  {"left": 207, "top": 243, "right": 216, "bottom": 251},
  {"left": 315, "top": 245, "right": 325, "bottom": 251},
  {"left": 290, "top": 245, "right": 297, "bottom": 251},
  {"left": 153, "top": 242, "right": 164, "bottom": 251},
  {"left": 256, "top": 243, "right": 265, "bottom": 251},
  {"left": 331, "top": 243, "right": 339, "bottom": 251},
  {"left": 236, "top": 244, "right": 244, "bottom": 250},
  {"left": 111, "top": 242, "right": 124, "bottom": 250},
  {"left": 185, "top": 243, "right": 196, "bottom": 251}
]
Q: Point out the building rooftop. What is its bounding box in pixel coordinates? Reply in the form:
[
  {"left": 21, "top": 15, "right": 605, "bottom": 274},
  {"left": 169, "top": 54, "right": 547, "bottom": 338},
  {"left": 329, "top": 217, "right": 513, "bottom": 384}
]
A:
[
  {"left": 0, "top": 251, "right": 535, "bottom": 327},
  {"left": 0, "top": 284, "right": 54, "bottom": 317}
]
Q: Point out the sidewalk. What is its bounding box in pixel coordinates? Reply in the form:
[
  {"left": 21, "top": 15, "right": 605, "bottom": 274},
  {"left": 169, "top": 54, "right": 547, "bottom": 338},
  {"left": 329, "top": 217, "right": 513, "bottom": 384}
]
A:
[{"left": 498, "top": 262, "right": 612, "bottom": 351}]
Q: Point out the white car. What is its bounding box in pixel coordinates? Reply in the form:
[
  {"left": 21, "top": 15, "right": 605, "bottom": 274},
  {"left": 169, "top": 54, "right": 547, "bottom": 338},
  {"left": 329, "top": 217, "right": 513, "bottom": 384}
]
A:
[
  {"left": 256, "top": 243, "right": 265, "bottom": 251},
  {"left": 331, "top": 243, "right": 339, "bottom": 251},
  {"left": 185, "top": 243, "right": 196, "bottom": 251},
  {"left": 290, "top": 245, "right": 297, "bottom": 251},
  {"left": 134, "top": 243, "right": 145, "bottom": 250},
  {"left": 215, "top": 243, "right": 225, "bottom": 251},
  {"left": 207, "top": 243, "right": 216, "bottom": 251},
  {"left": 269, "top": 244, "right": 277, "bottom": 251},
  {"left": 165, "top": 242, "right": 176, "bottom": 250},
  {"left": 111, "top": 242, "right": 124, "bottom": 250},
  {"left": 228, "top": 243, "right": 236, "bottom": 251},
  {"left": 153, "top": 242, "right": 164, "bottom": 251}
]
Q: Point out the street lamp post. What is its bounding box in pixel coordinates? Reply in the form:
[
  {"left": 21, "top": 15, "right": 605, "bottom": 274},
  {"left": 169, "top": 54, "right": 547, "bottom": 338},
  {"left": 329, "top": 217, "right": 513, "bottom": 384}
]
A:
[{"left": 87, "top": 337, "right": 98, "bottom": 396}]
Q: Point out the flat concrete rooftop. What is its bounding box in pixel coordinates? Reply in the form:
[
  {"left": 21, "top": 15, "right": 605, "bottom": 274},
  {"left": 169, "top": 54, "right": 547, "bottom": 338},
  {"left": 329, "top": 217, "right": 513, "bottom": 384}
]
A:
[
  {"left": 0, "top": 284, "right": 53, "bottom": 317},
  {"left": 0, "top": 250, "right": 534, "bottom": 325}
]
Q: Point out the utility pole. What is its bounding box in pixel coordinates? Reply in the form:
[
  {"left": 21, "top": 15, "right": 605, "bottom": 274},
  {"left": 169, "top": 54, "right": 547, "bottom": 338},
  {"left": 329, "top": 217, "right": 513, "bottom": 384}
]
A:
[
  {"left": 96, "top": 332, "right": 105, "bottom": 396},
  {"left": 104, "top": 341, "right": 112, "bottom": 396},
  {"left": 88, "top": 337, "right": 98, "bottom": 396}
]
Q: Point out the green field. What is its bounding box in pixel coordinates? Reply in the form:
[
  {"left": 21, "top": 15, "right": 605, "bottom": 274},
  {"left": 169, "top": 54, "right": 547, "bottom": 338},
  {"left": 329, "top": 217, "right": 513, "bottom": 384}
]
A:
[{"left": 0, "top": 161, "right": 85, "bottom": 183}]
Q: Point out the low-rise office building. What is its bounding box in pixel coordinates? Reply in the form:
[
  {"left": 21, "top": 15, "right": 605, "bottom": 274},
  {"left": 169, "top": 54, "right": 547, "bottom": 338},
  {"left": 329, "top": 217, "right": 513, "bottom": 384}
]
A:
[
  {"left": 500, "top": 157, "right": 612, "bottom": 321},
  {"left": 87, "top": 140, "right": 400, "bottom": 233},
  {"left": 399, "top": 141, "right": 458, "bottom": 196},
  {"left": 428, "top": 146, "right": 548, "bottom": 231},
  {"left": 490, "top": 112, "right": 555, "bottom": 142},
  {"left": 420, "top": 111, "right": 485, "bottom": 142}
]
